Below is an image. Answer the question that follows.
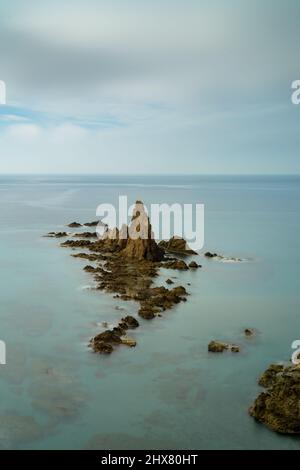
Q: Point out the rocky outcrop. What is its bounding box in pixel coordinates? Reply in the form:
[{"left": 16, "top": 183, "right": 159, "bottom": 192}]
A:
[
  {"left": 49, "top": 200, "right": 197, "bottom": 356},
  {"left": 158, "top": 236, "right": 197, "bottom": 255},
  {"left": 120, "top": 202, "right": 164, "bottom": 262},
  {"left": 249, "top": 364, "right": 300, "bottom": 434},
  {"left": 208, "top": 340, "right": 240, "bottom": 353}
]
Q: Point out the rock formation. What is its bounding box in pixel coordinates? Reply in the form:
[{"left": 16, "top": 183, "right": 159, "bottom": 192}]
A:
[{"left": 249, "top": 363, "right": 300, "bottom": 434}]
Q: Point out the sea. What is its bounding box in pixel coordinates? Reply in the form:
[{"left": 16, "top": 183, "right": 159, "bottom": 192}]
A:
[{"left": 0, "top": 174, "right": 299, "bottom": 450}]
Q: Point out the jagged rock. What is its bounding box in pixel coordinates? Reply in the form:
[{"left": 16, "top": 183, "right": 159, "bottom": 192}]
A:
[
  {"left": 93, "top": 330, "right": 122, "bottom": 344},
  {"left": 249, "top": 364, "right": 300, "bottom": 434},
  {"left": 91, "top": 341, "right": 113, "bottom": 354},
  {"left": 189, "top": 261, "right": 201, "bottom": 269},
  {"left": 122, "top": 316, "right": 139, "bottom": 329},
  {"left": 67, "top": 222, "right": 82, "bottom": 228},
  {"left": 158, "top": 236, "right": 197, "bottom": 255},
  {"left": 166, "top": 278, "right": 174, "bottom": 285},
  {"left": 161, "top": 260, "right": 189, "bottom": 270},
  {"left": 83, "top": 265, "right": 104, "bottom": 274},
  {"left": 208, "top": 340, "right": 240, "bottom": 353},
  {"left": 121, "top": 201, "right": 164, "bottom": 262},
  {"left": 258, "top": 364, "right": 285, "bottom": 388}
]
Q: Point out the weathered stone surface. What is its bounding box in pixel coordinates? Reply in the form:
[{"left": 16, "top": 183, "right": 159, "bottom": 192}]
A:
[
  {"left": 249, "top": 364, "right": 300, "bottom": 434},
  {"left": 121, "top": 202, "right": 164, "bottom": 262}
]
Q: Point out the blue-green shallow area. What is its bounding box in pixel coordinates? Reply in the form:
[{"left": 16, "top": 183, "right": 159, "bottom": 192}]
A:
[{"left": 0, "top": 174, "right": 299, "bottom": 449}]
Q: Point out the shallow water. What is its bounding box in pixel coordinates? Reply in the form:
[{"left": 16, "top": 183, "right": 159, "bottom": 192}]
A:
[{"left": 0, "top": 174, "right": 299, "bottom": 449}]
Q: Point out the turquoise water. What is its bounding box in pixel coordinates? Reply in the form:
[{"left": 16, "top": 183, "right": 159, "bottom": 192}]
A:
[{"left": 0, "top": 174, "right": 300, "bottom": 449}]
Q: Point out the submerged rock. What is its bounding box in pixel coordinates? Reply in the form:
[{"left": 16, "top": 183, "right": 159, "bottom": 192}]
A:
[
  {"left": 208, "top": 340, "right": 240, "bottom": 353},
  {"left": 249, "top": 364, "right": 300, "bottom": 434},
  {"left": 158, "top": 236, "right": 197, "bottom": 256}
]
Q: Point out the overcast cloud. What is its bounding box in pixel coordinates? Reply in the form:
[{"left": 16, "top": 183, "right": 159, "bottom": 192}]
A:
[{"left": 0, "top": 0, "right": 299, "bottom": 173}]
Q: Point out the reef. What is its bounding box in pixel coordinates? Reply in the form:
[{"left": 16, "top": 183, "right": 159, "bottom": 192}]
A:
[{"left": 47, "top": 201, "right": 199, "bottom": 355}]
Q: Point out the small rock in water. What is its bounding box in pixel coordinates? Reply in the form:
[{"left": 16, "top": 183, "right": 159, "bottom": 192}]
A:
[
  {"left": 208, "top": 340, "right": 240, "bottom": 353},
  {"left": 244, "top": 328, "right": 255, "bottom": 337},
  {"left": 67, "top": 222, "right": 82, "bottom": 228},
  {"left": 205, "top": 252, "right": 218, "bottom": 258},
  {"left": 122, "top": 316, "right": 139, "bottom": 329},
  {"left": 189, "top": 261, "right": 201, "bottom": 269}
]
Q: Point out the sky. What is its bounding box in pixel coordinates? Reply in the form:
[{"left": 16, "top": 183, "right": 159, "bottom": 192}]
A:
[{"left": 0, "top": 0, "right": 299, "bottom": 174}]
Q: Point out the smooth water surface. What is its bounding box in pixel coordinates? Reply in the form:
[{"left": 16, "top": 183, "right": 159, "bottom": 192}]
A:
[{"left": 0, "top": 174, "right": 299, "bottom": 449}]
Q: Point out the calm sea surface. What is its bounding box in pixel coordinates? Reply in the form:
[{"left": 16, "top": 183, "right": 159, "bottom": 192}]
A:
[{"left": 0, "top": 174, "right": 299, "bottom": 449}]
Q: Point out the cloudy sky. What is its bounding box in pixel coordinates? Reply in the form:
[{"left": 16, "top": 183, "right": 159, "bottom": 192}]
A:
[{"left": 0, "top": 0, "right": 299, "bottom": 174}]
